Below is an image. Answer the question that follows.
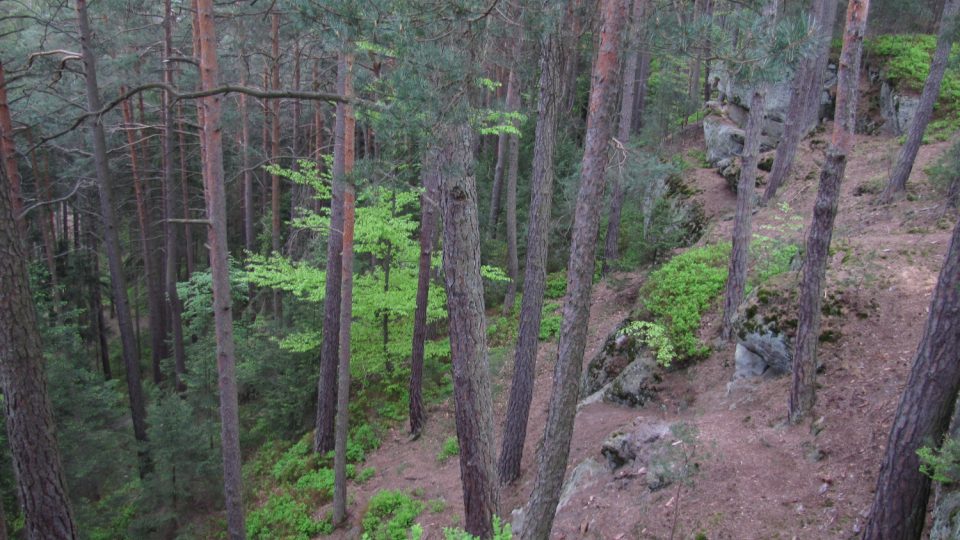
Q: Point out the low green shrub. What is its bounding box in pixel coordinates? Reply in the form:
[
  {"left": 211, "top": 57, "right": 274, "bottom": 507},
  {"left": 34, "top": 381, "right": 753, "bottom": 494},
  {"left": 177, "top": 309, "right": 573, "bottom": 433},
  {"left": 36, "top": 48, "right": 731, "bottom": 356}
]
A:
[
  {"left": 246, "top": 493, "right": 332, "bottom": 540},
  {"left": 437, "top": 436, "right": 460, "bottom": 464},
  {"left": 618, "top": 321, "right": 677, "bottom": 367},
  {"left": 271, "top": 437, "right": 317, "bottom": 483},
  {"left": 539, "top": 302, "right": 562, "bottom": 341},
  {"left": 361, "top": 490, "right": 425, "bottom": 540},
  {"left": 919, "top": 437, "right": 960, "bottom": 484},
  {"left": 544, "top": 272, "right": 567, "bottom": 299},
  {"left": 441, "top": 516, "right": 512, "bottom": 539}
]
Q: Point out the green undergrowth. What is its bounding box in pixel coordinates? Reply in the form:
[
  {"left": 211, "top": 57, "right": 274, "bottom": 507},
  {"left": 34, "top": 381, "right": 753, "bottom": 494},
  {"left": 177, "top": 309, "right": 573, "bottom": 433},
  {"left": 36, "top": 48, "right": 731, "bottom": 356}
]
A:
[
  {"left": 865, "top": 34, "right": 960, "bottom": 142},
  {"left": 361, "top": 490, "right": 425, "bottom": 540}
]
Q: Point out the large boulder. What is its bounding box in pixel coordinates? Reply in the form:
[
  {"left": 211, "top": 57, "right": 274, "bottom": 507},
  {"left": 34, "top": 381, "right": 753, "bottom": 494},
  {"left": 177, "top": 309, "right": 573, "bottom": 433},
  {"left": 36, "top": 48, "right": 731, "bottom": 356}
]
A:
[
  {"left": 601, "top": 419, "right": 671, "bottom": 469},
  {"left": 880, "top": 80, "right": 921, "bottom": 136},
  {"left": 602, "top": 353, "right": 659, "bottom": 408},
  {"left": 581, "top": 319, "right": 646, "bottom": 396},
  {"left": 557, "top": 458, "right": 607, "bottom": 511},
  {"left": 704, "top": 115, "right": 745, "bottom": 165}
]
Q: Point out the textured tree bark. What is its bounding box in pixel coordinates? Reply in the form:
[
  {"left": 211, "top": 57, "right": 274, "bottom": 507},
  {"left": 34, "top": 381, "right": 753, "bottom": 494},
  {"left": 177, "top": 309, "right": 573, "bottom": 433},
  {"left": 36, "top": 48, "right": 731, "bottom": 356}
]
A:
[
  {"left": 503, "top": 67, "right": 522, "bottom": 316},
  {"left": 441, "top": 121, "right": 500, "bottom": 537},
  {"left": 409, "top": 146, "right": 441, "bottom": 438},
  {"left": 163, "top": 0, "right": 187, "bottom": 391},
  {"left": 0, "top": 126, "right": 79, "bottom": 539},
  {"left": 721, "top": 90, "right": 765, "bottom": 339},
  {"left": 864, "top": 215, "right": 960, "bottom": 539},
  {"left": 498, "top": 3, "right": 575, "bottom": 485},
  {"left": 881, "top": 0, "right": 960, "bottom": 202},
  {"left": 195, "top": 0, "right": 245, "bottom": 536},
  {"left": 762, "top": 0, "right": 838, "bottom": 204},
  {"left": 790, "top": 0, "right": 870, "bottom": 423},
  {"left": 603, "top": 0, "right": 645, "bottom": 275},
  {"left": 0, "top": 60, "right": 24, "bottom": 236},
  {"left": 520, "top": 0, "right": 625, "bottom": 537},
  {"left": 270, "top": 11, "right": 283, "bottom": 321},
  {"left": 241, "top": 68, "right": 254, "bottom": 256},
  {"left": 488, "top": 114, "right": 509, "bottom": 239},
  {"left": 177, "top": 102, "right": 195, "bottom": 278},
  {"left": 332, "top": 169, "right": 355, "bottom": 528},
  {"left": 314, "top": 49, "right": 354, "bottom": 454},
  {"left": 76, "top": 0, "right": 150, "bottom": 474},
  {"left": 121, "top": 89, "right": 167, "bottom": 384}
]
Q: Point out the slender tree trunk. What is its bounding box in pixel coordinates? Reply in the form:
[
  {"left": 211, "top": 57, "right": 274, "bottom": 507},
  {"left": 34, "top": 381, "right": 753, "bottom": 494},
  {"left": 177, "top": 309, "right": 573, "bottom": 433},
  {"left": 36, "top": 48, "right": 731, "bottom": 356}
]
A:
[
  {"left": 76, "top": 0, "right": 150, "bottom": 475},
  {"left": 499, "top": 4, "right": 574, "bottom": 485},
  {"left": 314, "top": 49, "right": 353, "bottom": 455},
  {"left": 721, "top": 90, "right": 765, "bottom": 339},
  {"left": 687, "top": 0, "right": 704, "bottom": 104},
  {"left": 503, "top": 68, "right": 522, "bottom": 315},
  {"left": 122, "top": 90, "right": 167, "bottom": 384},
  {"left": 521, "top": 1, "right": 625, "bottom": 537},
  {"left": 789, "top": 0, "right": 870, "bottom": 423},
  {"left": 881, "top": 0, "right": 960, "bottom": 202},
  {"left": 241, "top": 69, "right": 254, "bottom": 256},
  {"left": 440, "top": 121, "right": 500, "bottom": 538},
  {"left": 163, "top": 0, "right": 187, "bottom": 391},
  {"left": 0, "top": 131, "right": 79, "bottom": 539},
  {"left": 603, "top": 0, "right": 644, "bottom": 275},
  {"left": 762, "top": 0, "right": 838, "bottom": 204},
  {"left": 177, "top": 102, "right": 195, "bottom": 278},
  {"left": 0, "top": 61, "right": 24, "bottom": 236},
  {"left": 270, "top": 11, "right": 283, "bottom": 321},
  {"left": 89, "top": 232, "right": 111, "bottom": 380},
  {"left": 409, "top": 146, "right": 441, "bottom": 438},
  {"left": 488, "top": 118, "right": 509, "bottom": 239},
  {"left": 195, "top": 0, "right": 245, "bottom": 536},
  {"left": 25, "top": 132, "right": 61, "bottom": 318},
  {"left": 864, "top": 214, "right": 960, "bottom": 539}
]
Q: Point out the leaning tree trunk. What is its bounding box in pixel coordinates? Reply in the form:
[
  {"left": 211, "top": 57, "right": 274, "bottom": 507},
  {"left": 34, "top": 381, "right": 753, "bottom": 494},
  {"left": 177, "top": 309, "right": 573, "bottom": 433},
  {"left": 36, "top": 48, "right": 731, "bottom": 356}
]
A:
[
  {"left": 520, "top": 0, "right": 625, "bottom": 537},
  {"left": 603, "top": 0, "right": 645, "bottom": 275},
  {"left": 195, "top": 0, "right": 245, "bottom": 536},
  {"left": 789, "top": 0, "right": 870, "bottom": 424},
  {"left": 0, "top": 76, "right": 80, "bottom": 540},
  {"left": 864, "top": 213, "right": 960, "bottom": 539},
  {"left": 314, "top": 46, "right": 354, "bottom": 455},
  {"left": 881, "top": 0, "right": 960, "bottom": 202},
  {"left": 502, "top": 68, "right": 522, "bottom": 315},
  {"left": 440, "top": 121, "right": 500, "bottom": 538},
  {"left": 498, "top": 1, "right": 575, "bottom": 485},
  {"left": 762, "top": 0, "right": 838, "bottom": 204},
  {"left": 409, "top": 145, "right": 441, "bottom": 438},
  {"left": 76, "top": 0, "right": 150, "bottom": 475},
  {"left": 721, "top": 90, "right": 765, "bottom": 339}
]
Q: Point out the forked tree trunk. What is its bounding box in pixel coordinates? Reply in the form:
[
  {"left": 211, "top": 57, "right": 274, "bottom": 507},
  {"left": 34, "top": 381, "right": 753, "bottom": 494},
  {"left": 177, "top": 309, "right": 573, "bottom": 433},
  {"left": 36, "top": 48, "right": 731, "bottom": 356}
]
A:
[
  {"left": 195, "top": 0, "right": 245, "bottom": 536},
  {"left": 502, "top": 68, "right": 522, "bottom": 315},
  {"left": 864, "top": 214, "right": 960, "bottom": 539},
  {"left": 789, "top": 0, "right": 870, "bottom": 423},
  {"left": 440, "top": 121, "right": 500, "bottom": 538},
  {"left": 721, "top": 90, "right": 765, "bottom": 339},
  {"left": 409, "top": 145, "right": 441, "bottom": 438},
  {"left": 881, "top": 0, "right": 960, "bottom": 202},
  {"left": 499, "top": 2, "right": 575, "bottom": 485},
  {"left": 762, "top": 0, "right": 838, "bottom": 204},
  {"left": 76, "top": 0, "right": 150, "bottom": 475},
  {"left": 0, "top": 132, "right": 79, "bottom": 539},
  {"left": 331, "top": 50, "right": 355, "bottom": 527},
  {"left": 603, "top": 0, "right": 645, "bottom": 275},
  {"left": 520, "top": 0, "right": 625, "bottom": 537}
]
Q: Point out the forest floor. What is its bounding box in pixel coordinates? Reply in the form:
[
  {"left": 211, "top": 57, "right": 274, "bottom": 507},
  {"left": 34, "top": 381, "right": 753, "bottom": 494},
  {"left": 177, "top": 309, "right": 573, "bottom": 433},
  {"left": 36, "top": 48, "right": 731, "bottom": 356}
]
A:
[{"left": 325, "top": 127, "right": 959, "bottom": 539}]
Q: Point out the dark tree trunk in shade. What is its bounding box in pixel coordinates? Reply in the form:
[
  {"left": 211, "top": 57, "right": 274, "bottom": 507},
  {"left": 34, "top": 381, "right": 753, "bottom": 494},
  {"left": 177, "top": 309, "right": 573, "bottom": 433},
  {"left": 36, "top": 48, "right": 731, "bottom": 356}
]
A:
[
  {"left": 864, "top": 215, "right": 960, "bottom": 539},
  {"left": 331, "top": 51, "right": 355, "bottom": 527},
  {"left": 163, "top": 0, "right": 187, "bottom": 391},
  {"left": 241, "top": 69, "right": 254, "bottom": 256},
  {"left": 0, "top": 62, "right": 24, "bottom": 237},
  {"left": 195, "top": 0, "right": 246, "bottom": 535},
  {"left": 314, "top": 48, "right": 354, "bottom": 455},
  {"left": 177, "top": 103, "right": 195, "bottom": 279},
  {"left": 762, "top": 0, "right": 838, "bottom": 204},
  {"left": 503, "top": 68, "right": 522, "bottom": 316},
  {"left": 488, "top": 115, "right": 509, "bottom": 239},
  {"left": 76, "top": 0, "right": 150, "bottom": 475},
  {"left": 881, "top": 0, "right": 960, "bottom": 202},
  {"left": 722, "top": 90, "right": 765, "bottom": 339},
  {"left": 270, "top": 11, "right": 283, "bottom": 321},
  {"left": 409, "top": 146, "right": 441, "bottom": 437},
  {"left": 790, "top": 0, "right": 870, "bottom": 423},
  {"left": 631, "top": 50, "right": 652, "bottom": 135},
  {"left": 520, "top": 0, "right": 625, "bottom": 537},
  {"left": 0, "top": 128, "right": 79, "bottom": 539},
  {"left": 603, "top": 0, "right": 645, "bottom": 275},
  {"left": 440, "top": 122, "right": 500, "bottom": 538},
  {"left": 499, "top": 3, "right": 575, "bottom": 485}
]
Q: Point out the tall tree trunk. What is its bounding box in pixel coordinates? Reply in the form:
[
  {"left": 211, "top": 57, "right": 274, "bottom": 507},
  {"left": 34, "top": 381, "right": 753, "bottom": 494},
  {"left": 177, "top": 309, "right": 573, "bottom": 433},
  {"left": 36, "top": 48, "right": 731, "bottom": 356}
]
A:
[
  {"left": 789, "top": 0, "right": 870, "bottom": 423},
  {"left": 0, "top": 130, "right": 79, "bottom": 539},
  {"left": 409, "top": 146, "right": 441, "bottom": 438},
  {"left": 520, "top": 0, "right": 625, "bottom": 537},
  {"left": 721, "top": 90, "right": 765, "bottom": 339},
  {"left": 314, "top": 48, "right": 353, "bottom": 455},
  {"left": 177, "top": 102, "right": 195, "bottom": 278},
  {"left": 241, "top": 68, "right": 254, "bottom": 256},
  {"left": 25, "top": 131, "right": 61, "bottom": 318},
  {"left": 122, "top": 90, "right": 167, "bottom": 384},
  {"left": 762, "top": 0, "right": 839, "bottom": 204},
  {"left": 488, "top": 115, "right": 509, "bottom": 239},
  {"left": 331, "top": 50, "right": 355, "bottom": 527},
  {"left": 195, "top": 0, "right": 245, "bottom": 536},
  {"left": 76, "top": 0, "right": 150, "bottom": 474},
  {"left": 163, "top": 0, "right": 187, "bottom": 391},
  {"left": 498, "top": 4, "right": 575, "bottom": 485},
  {"left": 0, "top": 61, "right": 24, "bottom": 236},
  {"left": 687, "top": 0, "right": 704, "bottom": 104},
  {"left": 270, "top": 11, "right": 283, "bottom": 321},
  {"left": 88, "top": 228, "right": 111, "bottom": 380},
  {"left": 441, "top": 121, "right": 500, "bottom": 538},
  {"left": 864, "top": 214, "right": 960, "bottom": 539},
  {"left": 503, "top": 68, "right": 522, "bottom": 315},
  {"left": 881, "top": 0, "right": 960, "bottom": 202},
  {"left": 603, "top": 0, "right": 644, "bottom": 275}
]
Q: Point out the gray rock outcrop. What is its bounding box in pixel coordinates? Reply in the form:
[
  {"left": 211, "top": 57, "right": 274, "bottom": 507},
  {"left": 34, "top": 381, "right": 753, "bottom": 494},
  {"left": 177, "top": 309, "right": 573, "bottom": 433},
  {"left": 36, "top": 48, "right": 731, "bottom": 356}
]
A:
[{"left": 880, "top": 81, "right": 921, "bottom": 136}]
